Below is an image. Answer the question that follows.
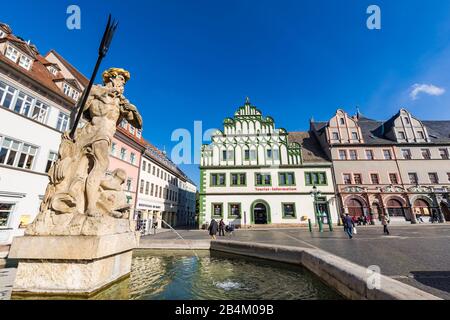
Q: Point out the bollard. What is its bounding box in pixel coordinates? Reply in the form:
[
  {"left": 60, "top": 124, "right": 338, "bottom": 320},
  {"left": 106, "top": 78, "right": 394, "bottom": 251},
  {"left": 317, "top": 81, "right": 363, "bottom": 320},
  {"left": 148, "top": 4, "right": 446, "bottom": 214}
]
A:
[
  {"left": 318, "top": 216, "right": 323, "bottom": 233},
  {"left": 328, "top": 214, "right": 334, "bottom": 232},
  {"left": 308, "top": 219, "right": 312, "bottom": 232}
]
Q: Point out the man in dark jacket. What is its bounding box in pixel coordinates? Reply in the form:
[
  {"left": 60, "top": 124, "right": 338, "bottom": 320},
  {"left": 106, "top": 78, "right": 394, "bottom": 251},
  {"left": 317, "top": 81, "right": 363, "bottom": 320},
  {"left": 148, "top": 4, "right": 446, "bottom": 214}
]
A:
[
  {"left": 208, "top": 219, "right": 218, "bottom": 239},
  {"left": 343, "top": 213, "right": 355, "bottom": 239},
  {"left": 218, "top": 219, "right": 225, "bottom": 236}
]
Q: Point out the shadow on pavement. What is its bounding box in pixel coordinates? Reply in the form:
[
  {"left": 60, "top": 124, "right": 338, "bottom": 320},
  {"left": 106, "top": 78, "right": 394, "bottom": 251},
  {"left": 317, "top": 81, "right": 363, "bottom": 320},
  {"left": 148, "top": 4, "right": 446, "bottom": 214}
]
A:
[{"left": 410, "top": 271, "right": 450, "bottom": 293}]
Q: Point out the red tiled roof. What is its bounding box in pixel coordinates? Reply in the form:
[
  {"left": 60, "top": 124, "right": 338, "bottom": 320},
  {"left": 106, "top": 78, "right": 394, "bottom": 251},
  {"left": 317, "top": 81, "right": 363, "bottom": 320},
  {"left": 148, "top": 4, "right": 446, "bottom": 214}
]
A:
[
  {"left": 0, "top": 34, "right": 75, "bottom": 104},
  {"left": 47, "top": 49, "right": 89, "bottom": 88}
]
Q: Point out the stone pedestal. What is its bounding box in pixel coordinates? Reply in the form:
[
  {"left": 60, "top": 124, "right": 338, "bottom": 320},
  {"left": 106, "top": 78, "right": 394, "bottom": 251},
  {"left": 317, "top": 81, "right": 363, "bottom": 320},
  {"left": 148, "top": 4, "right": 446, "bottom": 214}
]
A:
[{"left": 8, "top": 231, "right": 139, "bottom": 296}]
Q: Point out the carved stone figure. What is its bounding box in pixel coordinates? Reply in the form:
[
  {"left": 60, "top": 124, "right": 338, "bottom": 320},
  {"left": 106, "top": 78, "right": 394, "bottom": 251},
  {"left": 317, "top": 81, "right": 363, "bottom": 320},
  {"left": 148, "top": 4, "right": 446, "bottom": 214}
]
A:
[{"left": 26, "top": 68, "right": 142, "bottom": 236}]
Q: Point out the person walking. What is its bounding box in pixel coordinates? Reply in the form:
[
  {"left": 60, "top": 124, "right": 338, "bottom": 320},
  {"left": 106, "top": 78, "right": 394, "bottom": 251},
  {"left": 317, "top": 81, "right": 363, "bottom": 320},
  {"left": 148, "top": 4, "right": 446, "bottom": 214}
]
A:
[
  {"left": 218, "top": 219, "right": 225, "bottom": 236},
  {"left": 343, "top": 213, "right": 355, "bottom": 239},
  {"left": 381, "top": 214, "right": 390, "bottom": 235},
  {"left": 208, "top": 219, "right": 218, "bottom": 240}
]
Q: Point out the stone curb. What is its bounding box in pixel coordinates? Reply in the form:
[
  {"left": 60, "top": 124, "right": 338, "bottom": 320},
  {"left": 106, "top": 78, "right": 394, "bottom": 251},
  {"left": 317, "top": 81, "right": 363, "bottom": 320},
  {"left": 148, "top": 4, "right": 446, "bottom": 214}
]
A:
[
  {"left": 210, "top": 240, "right": 441, "bottom": 300},
  {"left": 139, "top": 239, "right": 211, "bottom": 250}
]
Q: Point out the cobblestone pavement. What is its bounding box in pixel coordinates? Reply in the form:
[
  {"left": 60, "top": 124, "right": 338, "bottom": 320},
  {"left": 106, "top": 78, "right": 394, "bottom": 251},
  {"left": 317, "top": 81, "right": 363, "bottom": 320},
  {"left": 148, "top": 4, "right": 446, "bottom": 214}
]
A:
[{"left": 143, "top": 224, "right": 450, "bottom": 299}]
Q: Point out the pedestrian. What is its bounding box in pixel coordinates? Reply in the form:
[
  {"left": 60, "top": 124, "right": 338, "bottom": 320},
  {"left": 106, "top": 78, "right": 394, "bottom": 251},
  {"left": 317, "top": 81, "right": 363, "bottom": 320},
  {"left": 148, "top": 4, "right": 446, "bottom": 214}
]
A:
[
  {"left": 208, "top": 219, "right": 218, "bottom": 240},
  {"left": 381, "top": 214, "right": 390, "bottom": 235},
  {"left": 218, "top": 219, "right": 225, "bottom": 236},
  {"left": 343, "top": 213, "right": 355, "bottom": 239}
]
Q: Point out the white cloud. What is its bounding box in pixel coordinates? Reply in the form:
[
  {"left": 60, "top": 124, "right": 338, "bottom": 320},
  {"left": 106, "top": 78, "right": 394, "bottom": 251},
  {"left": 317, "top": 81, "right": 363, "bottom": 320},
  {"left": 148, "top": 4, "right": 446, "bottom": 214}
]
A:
[{"left": 410, "top": 83, "right": 445, "bottom": 100}]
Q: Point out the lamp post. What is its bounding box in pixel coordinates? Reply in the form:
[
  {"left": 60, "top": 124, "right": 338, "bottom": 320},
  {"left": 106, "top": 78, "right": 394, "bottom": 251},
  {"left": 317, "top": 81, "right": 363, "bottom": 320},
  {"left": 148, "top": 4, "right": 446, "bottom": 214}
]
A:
[{"left": 310, "top": 185, "right": 323, "bottom": 232}]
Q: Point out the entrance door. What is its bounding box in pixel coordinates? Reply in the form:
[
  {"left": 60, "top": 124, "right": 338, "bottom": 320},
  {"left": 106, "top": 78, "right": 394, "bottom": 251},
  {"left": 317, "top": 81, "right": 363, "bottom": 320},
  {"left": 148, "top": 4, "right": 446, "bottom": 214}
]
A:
[
  {"left": 413, "top": 199, "right": 431, "bottom": 217},
  {"left": 346, "top": 198, "right": 364, "bottom": 218},
  {"left": 253, "top": 203, "right": 268, "bottom": 224},
  {"left": 386, "top": 199, "right": 405, "bottom": 218}
]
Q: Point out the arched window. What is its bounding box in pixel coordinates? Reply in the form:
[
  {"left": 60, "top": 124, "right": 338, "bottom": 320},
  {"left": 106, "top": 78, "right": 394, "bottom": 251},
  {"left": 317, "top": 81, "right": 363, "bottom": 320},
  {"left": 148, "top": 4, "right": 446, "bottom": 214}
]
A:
[
  {"left": 346, "top": 198, "right": 364, "bottom": 217},
  {"left": 386, "top": 199, "right": 404, "bottom": 217}
]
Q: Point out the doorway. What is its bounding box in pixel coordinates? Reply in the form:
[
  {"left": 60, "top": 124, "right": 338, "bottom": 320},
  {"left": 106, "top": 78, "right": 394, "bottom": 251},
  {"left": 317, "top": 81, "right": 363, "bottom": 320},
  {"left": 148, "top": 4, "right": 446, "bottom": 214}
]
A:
[{"left": 253, "top": 203, "right": 268, "bottom": 224}]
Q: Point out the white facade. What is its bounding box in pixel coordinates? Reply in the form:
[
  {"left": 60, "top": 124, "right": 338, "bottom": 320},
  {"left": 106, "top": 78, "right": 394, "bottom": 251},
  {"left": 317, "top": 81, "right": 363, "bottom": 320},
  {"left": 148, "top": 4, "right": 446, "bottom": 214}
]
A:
[
  {"left": 136, "top": 145, "right": 197, "bottom": 231},
  {"left": 0, "top": 70, "right": 73, "bottom": 244},
  {"left": 199, "top": 99, "right": 339, "bottom": 228}
]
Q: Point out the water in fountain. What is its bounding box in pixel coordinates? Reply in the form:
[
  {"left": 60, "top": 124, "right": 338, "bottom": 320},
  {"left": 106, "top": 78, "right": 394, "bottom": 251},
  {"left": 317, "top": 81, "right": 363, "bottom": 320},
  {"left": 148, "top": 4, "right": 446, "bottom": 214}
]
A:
[{"left": 160, "top": 219, "right": 199, "bottom": 259}]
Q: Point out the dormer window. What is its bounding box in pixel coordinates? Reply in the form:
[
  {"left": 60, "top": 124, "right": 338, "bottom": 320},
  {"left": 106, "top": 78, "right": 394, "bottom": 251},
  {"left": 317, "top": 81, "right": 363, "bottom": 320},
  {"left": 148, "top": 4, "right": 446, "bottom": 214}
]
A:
[
  {"left": 18, "top": 55, "right": 32, "bottom": 70},
  {"left": 339, "top": 118, "right": 345, "bottom": 125},
  {"left": 417, "top": 131, "right": 425, "bottom": 139},
  {"left": 398, "top": 131, "right": 406, "bottom": 140},
  {"left": 48, "top": 66, "right": 58, "bottom": 75},
  {"left": 351, "top": 132, "right": 359, "bottom": 140},
  {"left": 404, "top": 117, "right": 410, "bottom": 124},
  {"left": 5, "top": 45, "right": 19, "bottom": 62},
  {"left": 63, "top": 83, "right": 71, "bottom": 95},
  {"left": 62, "top": 82, "right": 80, "bottom": 101},
  {"left": 0, "top": 30, "right": 5, "bottom": 38}
]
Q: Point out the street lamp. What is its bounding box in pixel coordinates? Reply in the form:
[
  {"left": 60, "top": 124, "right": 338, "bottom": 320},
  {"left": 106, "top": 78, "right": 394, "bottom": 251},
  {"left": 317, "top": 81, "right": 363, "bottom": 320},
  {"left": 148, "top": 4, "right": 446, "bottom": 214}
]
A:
[{"left": 310, "top": 185, "right": 323, "bottom": 232}]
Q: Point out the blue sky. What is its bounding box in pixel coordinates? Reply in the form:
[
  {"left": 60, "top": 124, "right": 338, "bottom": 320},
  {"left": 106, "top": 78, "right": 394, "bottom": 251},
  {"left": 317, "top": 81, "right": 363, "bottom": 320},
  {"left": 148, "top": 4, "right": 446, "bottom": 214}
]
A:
[{"left": 3, "top": 0, "right": 450, "bottom": 186}]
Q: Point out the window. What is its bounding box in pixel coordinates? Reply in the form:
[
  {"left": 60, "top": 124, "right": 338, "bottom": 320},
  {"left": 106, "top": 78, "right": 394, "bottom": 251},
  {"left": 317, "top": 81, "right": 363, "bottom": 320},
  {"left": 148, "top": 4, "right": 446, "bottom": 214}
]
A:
[
  {"left": 417, "top": 131, "right": 425, "bottom": 139},
  {"left": 120, "top": 148, "right": 126, "bottom": 160},
  {"left": 408, "top": 173, "right": 418, "bottom": 184},
  {"left": 0, "top": 84, "right": 15, "bottom": 109},
  {"left": 211, "top": 173, "right": 226, "bottom": 186},
  {"left": 127, "top": 179, "right": 132, "bottom": 192},
  {"left": 150, "top": 183, "right": 154, "bottom": 196},
  {"left": 0, "top": 30, "right": 5, "bottom": 38},
  {"left": 229, "top": 203, "right": 241, "bottom": 218},
  {"left": 447, "top": 173, "right": 450, "bottom": 182},
  {"left": 383, "top": 149, "right": 392, "bottom": 160},
  {"left": 279, "top": 172, "right": 295, "bottom": 186},
  {"left": 147, "top": 163, "right": 151, "bottom": 173},
  {"left": 152, "top": 166, "right": 155, "bottom": 175},
  {"left": 222, "top": 150, "right": 234, "bottom": 161},
  {"left": 332, "top": 132, "right": 339, "bottom": 140},
  {"left": 142, "top": 160, "right": 146, "bottom": 172},
  {"left": 266, "top": 149, "right": 272, "bottom": 159},
  {"left": 402, "top": 149, "right": 412, "bottom": 160},
  {"left": 18, "top": 55, "right": 32, "bottom": 70},
  {"left": 282, "top": 203, "right": 296, "bottom": 219},
  {"left": 111, "top": 142, "right": 116, "bottom": 155},
  {"left": 339, "top": 118, "right": 345, "bottom": 125},
  {"left": 13, "top": 92, "right": 33, "bottom": 116},
  {"left": 365, "top": 150, "right": 374, "bottom": 160},
  {"left": 136, "top": 129, "right": 142, "bottom": 138},
  {"left": 439, "top": 148, "right": 449, "bottom": 160},
  {"left": 255, "top": 173, "right": 271, "bottom": 186},
  {"left": 56, "top": 112, "right": 69, "bottom": 132},
  {"left": 5, "top": 46, "right": 19, "bottom": 62},
  {"left": 159, "top": 186, "right": 162, "bottom": 198},
  {"left": 349, "top": 150, "right": 358, "bottom": 160},
  {"left": 389, "top": 173, "right": 399, "bottom": 184},
  {"left": 421, "top": 149, "right": 431, "bottom": 160},
  {"left": 0, "top": 137, "right": 37, "bottom": 170},
  {"left": 230, "top": 173, "right": 246, "bottom": 186},
  {"left": 370, "top": 173, "right": 380, "bottom": 184},
  {"left": 305, "top": 172, "right": 327, "bottom": 185},
  {"left": 139, "top": 179, "right": 144, "bottom": 193},
  {"left": 343, "top": 174, "right": 352, "bottom": 185},
  {"left": 398, "top": 131, "right": 406, "bottom": 140},
  {"left": 156, "top": 168, "right": 160, "bottom": 177},
  {"left": 145, "top": 181, "right": 149, "bottom": 195},
  {"left": 353, "top": 173, "right": 362, "bottom": 184},
  {"left": 212, "top": 203, "right": 223, "bottom": 217},
  {"left": 273, "top": 149, "right": 279, "bottom": 160},
  {"left": 31, "top": 101, "right": 48, "bottom": 123},
  {"left": 351, "top": 132, "right": 358, "bottom": 140},
  {"left": 244, "top": 149, "right": 250, "bottom": 161},
  {"left": 429, "top": 173, "right": 439, "bottom": 184},
  {"left": 45, "top": 151, "right": 58, "bottom": 173},
  {"left": 338, "top": 150, "right": 347, "bottom": 160},
  {"left": 120, "top": 119, "right": 127, "bottom": 128},
  {"left": 130, "top": 152, "right": 136, "bottom": 164},
  {"left": 63, "top": 83, "right": 71, "bottom": 96},
  {"left": 0, "top": 203, "right": 14, "bottom": 227},
  {"left": 129, "top": 126, "right": 135, "bottom": 134}
]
